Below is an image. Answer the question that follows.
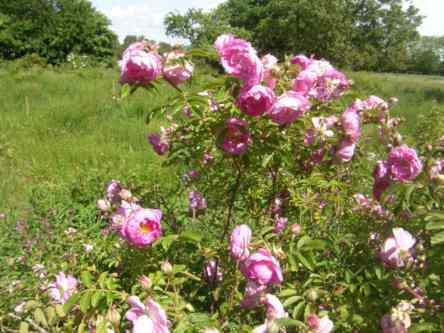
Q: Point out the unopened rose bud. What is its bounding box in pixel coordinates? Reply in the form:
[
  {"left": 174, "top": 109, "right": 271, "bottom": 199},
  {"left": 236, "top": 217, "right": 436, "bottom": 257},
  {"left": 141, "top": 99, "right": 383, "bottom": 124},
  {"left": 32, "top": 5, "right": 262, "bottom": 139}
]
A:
[
  {"left": 291, "top": 223, "right": 302, "bottom": 235},
  {"left": 138, "top": 275, "right": 152, "bottom": 289},
  {"left": 307, "top": 288, "right": 319, "bottom": 302},
  {"left": 161, "top": 261, "right": 173, "bottom": 275},
  {"left": 97, "top": 199, "right": 111, "bottom": 212}
]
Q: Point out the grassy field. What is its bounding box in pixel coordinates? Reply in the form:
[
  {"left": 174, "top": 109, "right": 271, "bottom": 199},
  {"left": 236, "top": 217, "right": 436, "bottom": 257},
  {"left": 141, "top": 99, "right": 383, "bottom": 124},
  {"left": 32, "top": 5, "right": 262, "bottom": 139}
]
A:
[{"left": 1, "top": 67, "right": 444, "bottom": 213}]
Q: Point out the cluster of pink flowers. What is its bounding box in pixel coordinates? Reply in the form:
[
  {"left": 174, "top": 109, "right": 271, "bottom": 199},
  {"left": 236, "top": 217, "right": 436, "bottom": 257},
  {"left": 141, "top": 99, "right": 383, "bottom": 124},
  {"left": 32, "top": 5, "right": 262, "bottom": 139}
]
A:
[
  {"left": 120, "top": 41, "right": 193, "bottom": 87},
  {"left": 97, "top": 180, "right": 163, "bottom": 247},
  {"left": 126, "top": 296, "right": 170, "bottom": 333},
  {"left": 380, "top": 301, "right": 413, "bottom": 333},
  {"left": 372, "top": 145, "right": 423, "bottom": 200},
  {"left": 47, "top": 272, "right": 78, "bottom": 304},
  {"left": 380, "top": 228, "right": 416, "bottom": 268},
  {"left": 291, "top": 54, "right": 349, "bottom": 102}
]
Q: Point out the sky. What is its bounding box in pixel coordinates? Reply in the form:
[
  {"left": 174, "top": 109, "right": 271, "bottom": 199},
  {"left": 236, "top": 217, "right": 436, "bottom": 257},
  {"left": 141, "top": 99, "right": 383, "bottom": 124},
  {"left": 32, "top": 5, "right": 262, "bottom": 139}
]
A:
[{"left": 91, "top": 0, "right": 443, "bottom": 43}]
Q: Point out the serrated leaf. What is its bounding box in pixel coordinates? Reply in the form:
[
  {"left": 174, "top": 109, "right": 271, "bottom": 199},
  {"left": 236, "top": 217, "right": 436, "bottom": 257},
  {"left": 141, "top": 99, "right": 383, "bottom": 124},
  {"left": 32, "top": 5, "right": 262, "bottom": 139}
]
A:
[
  {"left": 34, "top": 308, "right": 48, "bottom": 327},
  {"left": 431, "top": 231, "right": 444, "bottom": 245},
  {"left": 63, "top": 292, "right": 80, "bottom": 313},
  {"left": 81, "top": 271, "right": 93, "bottom": 288},
  {"left": 19, "top": 322, "right": 29, "bottom": 333}
]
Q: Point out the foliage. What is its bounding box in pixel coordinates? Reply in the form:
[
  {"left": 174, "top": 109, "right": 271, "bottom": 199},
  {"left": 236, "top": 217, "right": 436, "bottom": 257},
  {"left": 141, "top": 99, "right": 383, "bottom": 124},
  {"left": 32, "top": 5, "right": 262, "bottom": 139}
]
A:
[{"left": 0, "top": 0, "right": 118, "bottom": 64}]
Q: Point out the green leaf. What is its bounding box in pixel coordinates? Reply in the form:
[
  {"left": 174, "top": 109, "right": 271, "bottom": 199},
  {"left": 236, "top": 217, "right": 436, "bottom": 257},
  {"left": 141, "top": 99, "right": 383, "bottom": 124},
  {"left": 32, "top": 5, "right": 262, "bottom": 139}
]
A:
[
  {"left": 181, "top": 229, "right": 202, "bottom": 243},
  {"left": 80, "top": 291, "right": 92, "bottom": 313},
  {"left": 426, "top": 220, "right": 444, "bottom": 231},
  {"left": 19, "top": 322, "right": 29, "bottom": 333},
  {"left": 46, "top": 306, "right": 56, "bottom": 325},
  {"left": 55, "top": 304, "right": 65, "bottom": 317},
  {"left": 91, "top": 291, "right": 104, "bottom": 307},
  {"left": 409, "top": 322, "right": 437, "bottom": 332},
  {"left": 158, "top": 234, "right": 179, "bottom": 251},
  {"left": 283, "top": 295, "right": 303, "bottom": 307},
  {"left": 34, "top": 308, "right": 48, "bottom": 327},
  {"left": 275, "top": 318, "right": 306, "bottom": 329},
  {"left": 63, "top": 292, "right": 81, "bottom": 313},
  {"left": 297, "top": 236, "right": 312, "bottom": 250},
  {"left": 295, "top": 251, "right": 314, "bottom": 271},
  {"left": 81, "top": 271, "right": 94, "bottom": 288},
  {"left": 292, "top": 301, "right": 306, "bottom": 319},
  {"left": 280, "top": 289, "right": 297, "bottom": 297},
  {"left": 431, "top": 231, "right": 444, "bottom": 245},
  {"left": 301, "top": 240, "right": 327, "bottom": 251},
  {"left": 262, "top": 153, "right": 274, "bottom": 168}
]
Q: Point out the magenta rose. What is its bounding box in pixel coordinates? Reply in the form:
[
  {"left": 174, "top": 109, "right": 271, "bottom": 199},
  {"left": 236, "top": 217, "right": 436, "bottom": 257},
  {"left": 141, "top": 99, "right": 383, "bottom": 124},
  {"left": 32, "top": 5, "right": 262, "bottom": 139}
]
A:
[
  {"left": 290, "top": 54, "right": 314, "bottom": 69},
  {"left": 267, "top": 91, "right": 311, "bottom": 125},
  {"left": 221, "top": 117, "right": 251, "bottom": 155},
  {"left": 237, "top": 85, "right": 276, "bottom": 117},
  {"left": 121, "top": 208, "right": 162, "bottom": 247},
  {"left": 341, "top": 107, "right": 361, "bottom": 142},
  {"left": 387, "top": 145, "right": 423, "bottom": 182},
  {"left": 214, "top": 34, "right": 264, "bottom": 86},
  {"left": 240, "top": 248, "right": 283, "bottom": 285},
  {"left": 120, "top": 46, "right": 162, "bottom": 86},
  {"left": 335, "top": 139, "right": 356, "bottom": 162},
  {"left": 230, "top": 224, "right": 252, "bottom": 261}
]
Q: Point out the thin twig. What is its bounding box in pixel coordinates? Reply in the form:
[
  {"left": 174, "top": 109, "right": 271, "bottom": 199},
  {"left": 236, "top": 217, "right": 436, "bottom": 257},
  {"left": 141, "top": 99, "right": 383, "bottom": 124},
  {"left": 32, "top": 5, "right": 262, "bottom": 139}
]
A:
[{"left": 221, "top": 162, "right": 243, "bottom": 241}]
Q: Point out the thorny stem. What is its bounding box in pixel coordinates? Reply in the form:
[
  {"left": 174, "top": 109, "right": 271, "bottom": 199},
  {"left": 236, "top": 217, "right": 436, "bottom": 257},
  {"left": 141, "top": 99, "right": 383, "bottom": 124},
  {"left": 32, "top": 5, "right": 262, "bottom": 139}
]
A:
[{"left": 221, "top": 161, "right": 243, "bottom": 242}]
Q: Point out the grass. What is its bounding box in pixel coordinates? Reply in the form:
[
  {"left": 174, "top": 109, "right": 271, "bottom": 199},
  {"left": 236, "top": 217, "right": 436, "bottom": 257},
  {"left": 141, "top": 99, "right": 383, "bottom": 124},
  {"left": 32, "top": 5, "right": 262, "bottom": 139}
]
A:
[{"left": 1, "top": 67, "right": 443, "bottom": 213}]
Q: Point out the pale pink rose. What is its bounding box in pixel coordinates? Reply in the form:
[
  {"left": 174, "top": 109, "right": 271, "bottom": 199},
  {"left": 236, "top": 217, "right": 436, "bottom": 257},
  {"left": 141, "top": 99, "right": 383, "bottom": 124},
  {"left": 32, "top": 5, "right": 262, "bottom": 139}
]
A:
[
  {"left": 163, "top": 50, "right": 194, "bottom": 86},
  {"left": 203, "top": 259, "right": 223, "bottom": 283},
  {"left": 202, "top": 152, "right": 214, "bottom": 164},
  {"left": 428, "top": 160, "right": 444, "bottom": 180},
  {"left": 121, "top": 208, "right": 162, "bottom": 247},
  {"left": 120, "top": 46, "right": 162, "bottom": 86},
  {"left": 380, "top": 228, "right": 416, "bottom": 268},
  {"left": 387, "top": 145, "right": 423, "bottom": 182},
  {"left": 267, "top": 91, "right": 311, "bottom": 125},
  {"left": 237, "top": 85, "right": 276, "bottom": 117},
  {"left": 83, "top": 244, "right": 94, "bottom": 253},
  {"left": 380, "top": 301, "right": 413, "bottom": 333},
  {"left": 161, "top": 261, "right": 173, "bottom": 274},
  {"left": 126, "top": 296, "right": 170, "bottom": 333},
  {"left": 240, "top": 248, "right": 283, "bottom": 285},
  {"left": 240, "top": 280, "right": 268, "bottom": 309},
  {"left": 353, "top": 193, "right": 371, "bottom": 209},
  {"left": 263, "top": 294, "right": 287, "bottom": 321},
  {"left": 230, "top": 224, "right": 252, "bottom": 261},
  {"left": 214, "top": 34, "right": 264, "bottom": 86},
  {"left": 335, "top": 139, "right": 356, "bottom": 162},
  {"left": 291, "top": 54, "right": 315, "bottom": 69},
  {"left": 221, "top": 118, "right": 251, "bottom": 155},
  {"left": 380, "top": 313, "right": 407, "bottom": 333},
  {"left": 341, "top": 107, "right": 360, "bottom": 142},
  {"left": 97, "top": 199, "right": 111, "bottom": 212},
  {"left": 185, "top": 170, "right": 199, "bottom": 178},
  {"left": 48, "top": 272, "right": 78, "bottom": 304},
  {"left": 307, "top": 314, "right": 334, "bottom": 333}
]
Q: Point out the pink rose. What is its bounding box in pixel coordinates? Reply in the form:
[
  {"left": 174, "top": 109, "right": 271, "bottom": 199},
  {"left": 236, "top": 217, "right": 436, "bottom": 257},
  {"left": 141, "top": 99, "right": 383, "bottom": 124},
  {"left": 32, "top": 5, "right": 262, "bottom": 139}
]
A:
[
  {"left": 262, "top": 54, "right": 278, "bottom": 89},
  {"left": 263, "top": 294, "right": 287, "bottom": 321},
  {"left": 214, "top": 34, "right": 264, "bottom": 86},
  {"left": 364, "top": 95, "right": 388, "bottom": 110},
  {"left": 126, "top": 296, "right": 170, "bottom": 333},
  {"left": 240, "top": 280, "right": 267, "bottom": 309},
  {"left": 189, "top": 191, "right": 207, "bottom": 212},
  {"left": 380, "top": 228, "right": 416, "bottom": 268},
  {"left": 273, "top": 216, "right": 288, "bottom": 234},
  {"left": 267, "top": 91, "right": 311, "bottom": 125},
  {"left": 111, "top": 201, "right": 141, "bottom": 234},
  {"left": 372, "top": 160, "right": 392, "bottom": 201},
  {"left": 307, "top": 314, "right": 334, "bottom": 333},
  {"left": 387, "top": 145, "right": 423, "bottom": 182},
  {"left": 203, "top": 259, "right": 223, "bottom": 283},
  {"left": 120, "top": 45, "right": 162, "bottom": 86},
  {"left": 121, "top": 208, "right": 162, "bottom": 247},
  {"left": 335, "top": 139, "right": 356, "bottom": 162},
  {"left": 230, "top": 224, "right": 252, "bottom": 261},
  {"left": 290, "top": 54, "right": 314, "bottom": 69},
  {"left": 97, "top": 199, "right": 111, "bottom": 212},
  {"left": 162, "top": 50, "right": 194, "bottom": 86},
  {"left": 341, "top": 107, "right": 361, "bottom": 142},
  {"left": 240, "top": 248, "right": 283, "bottom": 285},
  {"left": 48, "top": 272, "right": 78, "bottom": 304},
  {"left": 237, "top": 85, "right": 276, "bottom": 117},
  {"left": 221, "top": 118, "right": 251, "bottom": 155}
]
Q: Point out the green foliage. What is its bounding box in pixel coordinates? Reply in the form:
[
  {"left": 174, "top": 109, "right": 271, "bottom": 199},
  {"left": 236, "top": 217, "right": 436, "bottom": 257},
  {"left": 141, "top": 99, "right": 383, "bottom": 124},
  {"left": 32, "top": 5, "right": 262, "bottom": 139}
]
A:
[{"left": 0, "top": 0, "right": 118, "bottom": 64}]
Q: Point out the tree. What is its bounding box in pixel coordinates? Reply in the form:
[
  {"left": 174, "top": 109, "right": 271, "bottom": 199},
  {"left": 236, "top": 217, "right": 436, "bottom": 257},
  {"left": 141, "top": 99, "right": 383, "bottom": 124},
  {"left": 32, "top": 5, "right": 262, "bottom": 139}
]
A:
[{"left": 0, "top": 0, "right": 118, "bottom": 64}]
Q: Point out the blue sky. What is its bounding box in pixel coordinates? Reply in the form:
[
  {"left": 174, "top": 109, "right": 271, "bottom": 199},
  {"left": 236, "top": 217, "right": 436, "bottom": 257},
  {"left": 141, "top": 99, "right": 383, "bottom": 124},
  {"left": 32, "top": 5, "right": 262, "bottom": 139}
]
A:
[{"left": 91, "top": 0, "right": 443, "bottom": 42}]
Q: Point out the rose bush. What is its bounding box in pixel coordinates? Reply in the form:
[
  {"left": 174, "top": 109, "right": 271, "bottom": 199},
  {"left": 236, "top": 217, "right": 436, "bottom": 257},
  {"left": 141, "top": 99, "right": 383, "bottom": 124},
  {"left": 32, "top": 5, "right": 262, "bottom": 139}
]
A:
[{"left": 4, "top": 36, "right": 444, "bottom": 333}]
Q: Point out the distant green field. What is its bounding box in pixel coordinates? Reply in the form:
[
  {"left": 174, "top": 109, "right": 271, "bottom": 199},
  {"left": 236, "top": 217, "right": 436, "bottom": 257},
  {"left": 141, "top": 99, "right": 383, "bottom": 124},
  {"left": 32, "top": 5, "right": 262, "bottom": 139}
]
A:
[{"left": 1, "top": 68, "right": 443, "bottom": 212}]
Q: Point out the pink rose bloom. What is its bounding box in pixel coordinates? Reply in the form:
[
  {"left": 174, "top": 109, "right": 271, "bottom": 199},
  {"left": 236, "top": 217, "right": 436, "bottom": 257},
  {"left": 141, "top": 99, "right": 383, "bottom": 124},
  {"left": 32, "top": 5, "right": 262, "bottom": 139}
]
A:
[
  {"left": 120, "top": 47, "right": 162, "bottom": 86},
  {"left": 106, "top": 180, "right": 122, "bottom": 204},
  {"left": 262, "top": 54, "right": 278, "bottom": 89},
  {"left": 380, "top": 228, "right": 416, "bottom": 268},
  {"left": 291, "top": 223, "right": 302, "bottom": 235},
  {"left": 162, "top": 50, "right": 194, "bottom": 86},
  {"left": 372, "top": 160, "right": 392, "bottom": 201},
  {"left": 240, "top": 248, "right": 283, "bottom": 285},
  {"left": 291, "top": 54, "right": 314, "bottom": 69},
  {"left": 189, "top": 191, "right": 207, "bottom": 212},
  {"left": 428, "top": 160, "right": 444, "bottom": 180},
  {"left": 335, "top": 139, "right": 356, "bottom": 162},
  {"left": 273, "top": 216, "right": 288, "bottom": 234},
  {"left": 221, "top": 118, "right": 251, "bottom": 155},
  {"left": 203, "top": 259, "right": 223, "bottom": 283},
  {"left": 240, "top": 280, "right": 268, "bottom": 309},
  {"left": 126, "top": 296, "right": 170, "bottom": 333},
  {"left": 292, "top": 70, "right": 318, "bottom": 96},
  {"left": 97, "top": 199, "right": 111, "bottom": 212},
  {"left": 111, "top": 201, "right": 141, "bottom": 234},
  {"left": 230, "top": 224, "right": 252, "bottom": 261},
  {"left": 48, "top": 272, "right": 78, "bottom": 304},
  {"left": 263, "top": 294, "right": 287, "bottom": 321},
  {"left": 314, "top": 67, "right": 349, "bottom": 102},
  {"left": 353, "top": 193, "right": 371, "bottom": 209},
  {"left": 121, "top": 208, "right": 162, "bottom": 247},
  {"left": 341, "top": 107, "right": 361, "bottom": 142},
  {"left": 237, "top": 85, "right": 276, "bottom": 117},
  {"left": 214, "top": 34, "right": 264, "bottom": 86},
  {"left": 185, "top": 170, "right": 199, "bottom": 178},
  {"left": 364, "top": 95, "right": 388, "bottom": 110},
  {"left": 267, "top": 91, "right": 311, "bottom": 125},
  {"left": 387, "top": 145, "right": 423, "bottom": 182},
  {"left": 307, "top": 314, "right": 334, "bottom": 333},
  {"left": 148, "top": 129, "right": 170, "bottom": 156}
]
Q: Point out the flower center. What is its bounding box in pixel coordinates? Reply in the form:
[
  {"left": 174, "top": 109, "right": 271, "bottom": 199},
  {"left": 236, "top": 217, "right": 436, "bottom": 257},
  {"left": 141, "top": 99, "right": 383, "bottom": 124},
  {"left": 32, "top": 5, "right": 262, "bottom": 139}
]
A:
[{"left": 139, "top": 220, "right": 153, "bottom": 234}]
